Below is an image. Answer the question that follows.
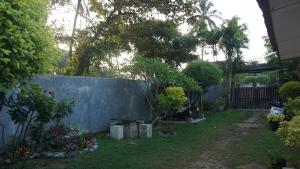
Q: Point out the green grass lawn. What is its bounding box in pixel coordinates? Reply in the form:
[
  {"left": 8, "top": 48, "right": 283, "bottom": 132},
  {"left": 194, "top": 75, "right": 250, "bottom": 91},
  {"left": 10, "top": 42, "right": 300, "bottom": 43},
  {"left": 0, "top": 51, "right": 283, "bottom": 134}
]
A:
[
  {"left": 222, "top": 115, "right": 300, "bottom": 168},
  {"left": 1, "top": 110, "right": 299, "bottom": 169}
]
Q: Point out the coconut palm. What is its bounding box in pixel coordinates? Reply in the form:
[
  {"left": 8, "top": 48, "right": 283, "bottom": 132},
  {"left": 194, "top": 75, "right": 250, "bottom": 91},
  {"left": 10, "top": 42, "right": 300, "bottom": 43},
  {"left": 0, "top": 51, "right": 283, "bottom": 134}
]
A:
[{"left": 196, "top": 0, "right": 222, "bottom": 29}]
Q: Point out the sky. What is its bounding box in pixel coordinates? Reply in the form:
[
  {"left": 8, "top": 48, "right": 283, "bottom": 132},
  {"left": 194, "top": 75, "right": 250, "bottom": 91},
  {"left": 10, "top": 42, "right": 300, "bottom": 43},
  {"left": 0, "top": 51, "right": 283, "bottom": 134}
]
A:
[{"left": 49, "top": 0, "right": 269, "bottom": 63}]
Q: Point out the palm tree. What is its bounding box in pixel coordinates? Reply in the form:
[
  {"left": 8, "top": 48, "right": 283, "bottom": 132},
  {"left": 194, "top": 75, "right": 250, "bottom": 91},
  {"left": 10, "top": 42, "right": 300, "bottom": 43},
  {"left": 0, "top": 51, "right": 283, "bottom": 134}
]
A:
[
  {"left": 220, "top": 17, "right": 249, "bottom": 105},
  {"left": 196, "top": 0, "right": 222, "bottom": 29}
]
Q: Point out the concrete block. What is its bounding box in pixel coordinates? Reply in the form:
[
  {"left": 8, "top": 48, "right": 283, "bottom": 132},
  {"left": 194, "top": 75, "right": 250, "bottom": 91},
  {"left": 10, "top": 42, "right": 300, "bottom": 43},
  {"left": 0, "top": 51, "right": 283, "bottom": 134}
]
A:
[
  {"left": 139, "top": 124, "right": 152, "bottom": 138},
  {"left": 110, "top": 125, "right": 124, "bottom": 140},
  {"left": 124, "top": 122, "right": 138, "bottom": 138}
]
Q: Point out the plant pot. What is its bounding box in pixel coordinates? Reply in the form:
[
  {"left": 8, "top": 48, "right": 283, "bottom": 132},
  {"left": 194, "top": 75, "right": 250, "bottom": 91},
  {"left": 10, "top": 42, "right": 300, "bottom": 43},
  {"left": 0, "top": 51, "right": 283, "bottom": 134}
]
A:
[{"left": 269, "top": 121, "right": 279, "bottom": 131}]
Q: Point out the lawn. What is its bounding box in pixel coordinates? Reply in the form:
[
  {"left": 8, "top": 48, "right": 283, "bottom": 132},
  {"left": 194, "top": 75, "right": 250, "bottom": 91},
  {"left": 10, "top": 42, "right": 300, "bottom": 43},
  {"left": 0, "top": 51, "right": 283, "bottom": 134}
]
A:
[{"left": 1, "top": 110, "right": 299, "bottom": 169}]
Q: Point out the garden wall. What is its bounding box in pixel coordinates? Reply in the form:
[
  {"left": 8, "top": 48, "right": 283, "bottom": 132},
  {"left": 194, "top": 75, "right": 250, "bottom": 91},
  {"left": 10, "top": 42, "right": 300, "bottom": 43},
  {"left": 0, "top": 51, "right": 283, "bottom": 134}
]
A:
[
  {"left": 0, "top": 75, "right": 151, "bottom": 149},
  {"left": 203, "top": 85, "right": 222, "bottom": 101}
]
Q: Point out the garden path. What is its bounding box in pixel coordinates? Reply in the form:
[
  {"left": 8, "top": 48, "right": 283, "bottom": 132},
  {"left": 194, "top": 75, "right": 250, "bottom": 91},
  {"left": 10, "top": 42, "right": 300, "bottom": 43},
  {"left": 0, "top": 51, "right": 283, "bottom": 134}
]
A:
[{"left": 182, "top": 110, "right": 268, "bottom": 169}]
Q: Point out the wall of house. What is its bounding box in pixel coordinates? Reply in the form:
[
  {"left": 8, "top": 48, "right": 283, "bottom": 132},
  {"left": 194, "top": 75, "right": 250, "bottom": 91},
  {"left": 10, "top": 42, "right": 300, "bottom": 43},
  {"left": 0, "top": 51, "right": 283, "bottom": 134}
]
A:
[{"left": 0, "top": 75, "right": 151, "bottom": 149}]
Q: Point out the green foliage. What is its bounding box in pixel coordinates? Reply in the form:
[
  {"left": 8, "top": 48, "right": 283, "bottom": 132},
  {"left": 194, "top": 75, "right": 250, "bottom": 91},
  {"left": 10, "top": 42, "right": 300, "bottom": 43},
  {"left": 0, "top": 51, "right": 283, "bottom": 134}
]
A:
[
  {"left": 158, "top": 87, "right": 188, "bottom": 119},
  {"left": 123, "top": 57, "right": 201, "bottom": 93},
  {"left": 240, "top": 74, "right": 271, "bottom": 85},
  {"left": 266, "top": 114, "right": 285, "bottom": 122},
  {"left": 284, "top": 97, "right": 300, "bottom": 117},
  {"left": 183, "top": 60, "right": 222, "bottom": 88},
  {"left": 6, "top": 84, "right": 75, "bottom": 147},
  {"left": 0, "top": 0, "right": 57, "bottom": 91},
  {"left": 279, "top": 81, "right": 300, "bottom": 99},
  {"left": 220, "top": 17, "right": 249, "bottom": 58},
  {"left": 53, "top": 99, "right": 75, "bottom": 125},
  {"left": 219, "top": 17, "right": 248, "bottom": 103},
  {"left": 7, "top": 84, "right": 56, "bottom": 127},
  {"left": 123, "top": 57, "right": 201, "bottom": 118},
  {"left": 193, "top": 0, "right": 222, "bottom": 29},
  {"left": 128, "top": 20, "right": 198, "bottom": 67},
  {"left": 277, "top": 116, "right": 300, "bottom": 148},
  {"left": 123, "top": 57, "right": 172, "bottom": 92},
  {"left": 171, "top": 70, "right": 202, "bottom": 93},
  {"left": 75, "top": 0, "right": 197, "bottom": 75}
]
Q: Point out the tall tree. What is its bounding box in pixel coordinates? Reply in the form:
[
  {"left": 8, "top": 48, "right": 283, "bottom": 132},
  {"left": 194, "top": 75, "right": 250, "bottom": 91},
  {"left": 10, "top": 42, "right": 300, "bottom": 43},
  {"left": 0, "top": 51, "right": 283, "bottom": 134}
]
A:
[
  {"left": 68, "top": 0, "right": 82, "bottom": 62},
  {"left": 194, "top": 0, "right": 222, "bottom": 29},
  {"left": 191, "top": 19, "right": 209, "bottom": 60},
  {"left": 220, "top": 17, "right": 249, "bottom": 104},
  {"left": 128, "top": 20, "right": 198, "bottom": 68},
  {"left": 74, "top": 0, "right": 197, "bottom": 75}
]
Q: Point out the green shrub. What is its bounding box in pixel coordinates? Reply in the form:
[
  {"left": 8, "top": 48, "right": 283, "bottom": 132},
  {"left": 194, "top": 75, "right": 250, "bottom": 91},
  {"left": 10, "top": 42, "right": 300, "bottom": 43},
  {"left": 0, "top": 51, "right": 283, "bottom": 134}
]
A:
[
  {"left": 279, "top": 81, "right": 300, "bottom": 99},
  {"left": 267, "top": 114, "right": 285, "bottom": 122},
  {"left": 158, "top": 87, "right": 187, "bottom": 120},
  {"left": 284, "top": 97, "right": 300, "bottom": 117},
  {"left": 277, "top": 115, "right": 300, "bottom": 148},
  {"left": 183, "top": 60, "right": 222, "bottom": 89},
  {"left": 6, "top": 83, "right": 75, "bottom": 149}
]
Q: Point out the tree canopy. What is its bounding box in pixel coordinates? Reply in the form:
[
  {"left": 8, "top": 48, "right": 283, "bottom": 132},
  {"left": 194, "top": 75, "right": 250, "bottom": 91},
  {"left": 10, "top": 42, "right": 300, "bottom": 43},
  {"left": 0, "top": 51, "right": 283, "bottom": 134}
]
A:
[
  {"left": 183, "top": 61, "right": 222, "bottom": 89},
  {"left": 74, "top": 0, "right": 198, "bottom": 75},
  {"left": 127, "top": 20, "right": 198, "bottom": 67}
]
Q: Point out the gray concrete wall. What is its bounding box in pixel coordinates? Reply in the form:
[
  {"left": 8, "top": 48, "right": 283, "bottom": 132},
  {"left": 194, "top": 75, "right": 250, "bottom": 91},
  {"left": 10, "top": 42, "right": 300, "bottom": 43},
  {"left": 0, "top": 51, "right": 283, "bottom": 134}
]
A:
[
  {"left": 203, "top": 85, "right": 223, "bottom": 101},
  {"left": 0, "top": 75, "right": 151, "bottom": 149}
]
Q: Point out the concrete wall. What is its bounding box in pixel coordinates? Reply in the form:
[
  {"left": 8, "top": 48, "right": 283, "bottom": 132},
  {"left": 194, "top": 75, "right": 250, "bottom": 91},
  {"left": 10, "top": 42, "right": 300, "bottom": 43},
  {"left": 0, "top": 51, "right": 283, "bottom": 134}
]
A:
[
  {"left": 0, "top": 75, "right": 151, "bottom": 149},
  {"left": 203, "top": 85, "right": 223, "bottom": 101}
]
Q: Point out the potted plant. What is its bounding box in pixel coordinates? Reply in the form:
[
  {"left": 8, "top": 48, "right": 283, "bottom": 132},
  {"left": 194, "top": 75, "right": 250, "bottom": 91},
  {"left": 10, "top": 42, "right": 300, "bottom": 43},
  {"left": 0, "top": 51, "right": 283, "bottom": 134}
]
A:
[
  {"left": 267, "top": 114, "right": 285, "bottom": 131},
  {"left": 215, "top": 98, "right": 225, "bottom": 111}
]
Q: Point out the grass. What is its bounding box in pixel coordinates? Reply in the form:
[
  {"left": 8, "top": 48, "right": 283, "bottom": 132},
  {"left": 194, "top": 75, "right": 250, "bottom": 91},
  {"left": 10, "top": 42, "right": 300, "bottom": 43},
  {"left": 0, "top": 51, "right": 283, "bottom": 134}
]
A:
[
  {"left": 1, "top": 110, "right": 299, "bottom": 169},
  {"left": 222, "top": 115, "right": 300, "bottom": 168}
]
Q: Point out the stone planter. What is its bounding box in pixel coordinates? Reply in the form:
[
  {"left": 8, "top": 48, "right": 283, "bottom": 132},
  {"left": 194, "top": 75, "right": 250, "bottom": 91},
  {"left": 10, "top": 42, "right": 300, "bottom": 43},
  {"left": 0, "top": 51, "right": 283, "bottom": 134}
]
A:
[
  {"left": 123, "top": 122, "right": 138, "bottom": 138},
  {"left": 139, "top": 124, "right": 152, "bottom": 138},
  {"left": 110, "top": 125, "right": 124, "bottom": 140}
]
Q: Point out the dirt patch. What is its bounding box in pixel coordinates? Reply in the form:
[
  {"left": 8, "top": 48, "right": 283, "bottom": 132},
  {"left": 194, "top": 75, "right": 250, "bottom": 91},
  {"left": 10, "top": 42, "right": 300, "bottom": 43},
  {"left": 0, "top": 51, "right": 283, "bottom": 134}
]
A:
[
  {"left": 237, "top": 163, "right": 267, "bottom": 169},
  {"left": 182, "top": 111, "right": 268, "bottom": 169}
]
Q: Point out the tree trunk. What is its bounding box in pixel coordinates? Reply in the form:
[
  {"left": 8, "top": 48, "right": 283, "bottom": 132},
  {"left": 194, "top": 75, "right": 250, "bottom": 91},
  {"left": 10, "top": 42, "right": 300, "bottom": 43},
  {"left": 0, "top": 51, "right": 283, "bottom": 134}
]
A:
[
  {"left": 68, "top": 0, "right": 82, "bottom": 63},
  {"left": 227, "top": 56, "right": 233, "bottom": 106},
  {"left": 201, "top": 45, "right": 205, "bottom": 60},
  {"left": 75, "top": 45, "right": 91, "bottom": 75}
]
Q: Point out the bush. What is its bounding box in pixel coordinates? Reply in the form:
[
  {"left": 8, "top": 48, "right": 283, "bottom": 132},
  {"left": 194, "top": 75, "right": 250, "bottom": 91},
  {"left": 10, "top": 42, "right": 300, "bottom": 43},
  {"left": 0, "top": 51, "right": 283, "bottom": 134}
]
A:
[
  {"left": 6, "top": 84, "right": 75, "bottom": 155},
  {"left": 158, "top": 87, "right": 187, "bottom": 120},
  {"left": 267, "top": 114, "right": 285, "bottom": 122},
  {"left": 279, "top": 81, "right": 300, "bottom": 99},
  {"left": 277, "top": 115, "right": 300, "bottom": 148},
  {"left": 284, "top": 97, "right": 300, "bottom": 117},
  {"left": 183, "top": 61, "right": 222, "bottom": 89}
]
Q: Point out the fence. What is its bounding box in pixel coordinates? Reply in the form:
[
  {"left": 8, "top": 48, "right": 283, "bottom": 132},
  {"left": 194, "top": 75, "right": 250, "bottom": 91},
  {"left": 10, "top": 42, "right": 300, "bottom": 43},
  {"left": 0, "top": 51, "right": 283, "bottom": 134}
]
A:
[{"left": 232, "top": 86, "right": 279, "bottom": 109}]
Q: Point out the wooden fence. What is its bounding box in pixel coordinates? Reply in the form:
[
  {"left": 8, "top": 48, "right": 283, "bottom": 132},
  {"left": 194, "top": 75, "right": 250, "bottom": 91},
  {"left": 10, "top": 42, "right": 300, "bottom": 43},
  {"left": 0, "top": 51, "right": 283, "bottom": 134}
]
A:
[{"left": 232, "top": 86, "right": 279, "bottom": 109}]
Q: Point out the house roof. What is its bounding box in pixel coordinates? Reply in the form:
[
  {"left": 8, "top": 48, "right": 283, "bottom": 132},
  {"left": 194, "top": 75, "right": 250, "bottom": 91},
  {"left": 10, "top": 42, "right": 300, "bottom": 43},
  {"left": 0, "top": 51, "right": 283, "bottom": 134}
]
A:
[{"left": 257, "top": 0, "right": 300, "bottom": 60}]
